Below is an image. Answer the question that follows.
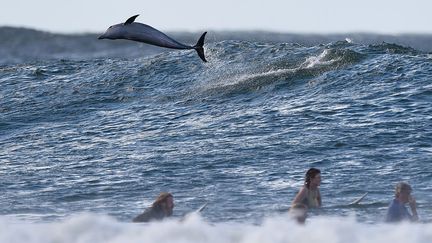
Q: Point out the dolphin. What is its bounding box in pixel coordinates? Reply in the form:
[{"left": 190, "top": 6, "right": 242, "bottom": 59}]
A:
[{"left": 99, "top": 15, "right": 207, "bottom": 62}]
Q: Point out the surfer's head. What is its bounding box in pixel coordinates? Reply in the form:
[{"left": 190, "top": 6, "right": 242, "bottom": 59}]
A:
[
  {"left": 152, "top": 192, "right": 174, "bottom": 216},
  {"left": 395, "top": 182, "right": 412, "bottom": 203},
  {"left": 305, "top": 168, "right": 321, "bottom": 188}
]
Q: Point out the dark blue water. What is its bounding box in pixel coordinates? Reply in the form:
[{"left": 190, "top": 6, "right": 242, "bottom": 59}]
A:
[{"left": 1, "top": 27, "right": 432, "bottom": 243}]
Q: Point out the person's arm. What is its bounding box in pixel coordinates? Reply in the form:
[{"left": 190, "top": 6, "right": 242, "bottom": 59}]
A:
[
  {"left": 317, "top": 188, "right": 322, "bottom": 207},
  {"left": 409, "top": 196, "right": 419, "bottom": 221},
  {"left": 292, "top": 186, "right": 307, "bottom": 206}
]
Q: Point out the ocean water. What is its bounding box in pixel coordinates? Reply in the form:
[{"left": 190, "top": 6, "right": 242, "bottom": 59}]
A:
[{"left": 1, "top": 27, "right": 432, "bottom": 242}]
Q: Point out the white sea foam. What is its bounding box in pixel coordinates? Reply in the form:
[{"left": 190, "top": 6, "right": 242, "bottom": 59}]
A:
[
  {"left": 345, "top": 38, "right": 354, "bottom": 43},
  {"left": 1, "top": 213, "right": 431, "bottom": 243},
  {"left": 301, "top": 49, "right": 337, "bottom": 69}
]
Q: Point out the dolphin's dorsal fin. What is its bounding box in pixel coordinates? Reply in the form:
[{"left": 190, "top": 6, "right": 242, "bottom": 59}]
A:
[{"left": 124, "top": 15, "right": 139, "bottom": 25}]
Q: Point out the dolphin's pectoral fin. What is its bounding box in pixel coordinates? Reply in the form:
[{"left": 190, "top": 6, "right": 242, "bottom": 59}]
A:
[{"left": 124, "top": 15, "right": 139, "bottom": 25}]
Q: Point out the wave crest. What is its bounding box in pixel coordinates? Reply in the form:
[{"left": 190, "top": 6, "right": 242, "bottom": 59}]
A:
[{"left": 1, "top": 213, "right": 432, "bottom": 243}]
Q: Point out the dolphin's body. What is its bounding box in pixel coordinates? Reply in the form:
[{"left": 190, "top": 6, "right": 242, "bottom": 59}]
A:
[{"left": 99, "top": 15, "right": 207, "bottom": 62}]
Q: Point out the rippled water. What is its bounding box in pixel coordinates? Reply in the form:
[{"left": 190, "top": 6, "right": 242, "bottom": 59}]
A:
[{"left": 1, "top": 28, "right": 432, "bottom": 242}]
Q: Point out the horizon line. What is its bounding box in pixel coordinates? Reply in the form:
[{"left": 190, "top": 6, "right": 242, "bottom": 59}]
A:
[{"left": 2, "top": 25, "right": 432, "bottom": 37}]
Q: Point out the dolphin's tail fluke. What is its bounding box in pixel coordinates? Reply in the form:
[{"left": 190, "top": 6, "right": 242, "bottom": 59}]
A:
[{"left": 194, "top": 32, "right": 207, "bottom": 62}]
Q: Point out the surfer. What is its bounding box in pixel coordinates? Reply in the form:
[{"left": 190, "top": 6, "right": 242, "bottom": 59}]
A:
[
  {"left": 385, "top": 182, "right": 419, "bottom": 223},
  {"left": 132, "top": 192, "right": 174, "bottom": 223},
  {"left": 291, "top": 168, "right": 322, "bottom": 208}
]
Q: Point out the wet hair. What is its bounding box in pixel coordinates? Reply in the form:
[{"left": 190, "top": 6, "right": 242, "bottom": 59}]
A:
[
  {"left": 152, "top": 192, "right": 173, "bottom": 208},
  {"left": 305, "top": 168, "right": 321, "bottom": 189},
  {"left": 395, "top": 182, "right": 412, "bottom": 197}
]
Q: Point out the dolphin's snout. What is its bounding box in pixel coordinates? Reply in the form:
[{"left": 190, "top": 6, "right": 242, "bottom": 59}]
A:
[{"left": 98, "top": 35, "right": 105, "bottom": 40}]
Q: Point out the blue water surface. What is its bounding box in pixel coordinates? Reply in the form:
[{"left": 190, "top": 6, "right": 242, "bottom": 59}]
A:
[{"left": 1, "top": 30, "right": 432, "bottom": 225}]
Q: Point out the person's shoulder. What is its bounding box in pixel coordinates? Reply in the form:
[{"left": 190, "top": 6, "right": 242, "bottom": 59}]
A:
[
  {"left": 388, "top": 199, "right": 402, "bottom": 208},
  {"left": 132, "top": 207, "right": 156, "bottom": 223},
  {"left": 299, "top": 185, "right": 308, "bottom": 192},
  {"left": 298, "top": 186, "right": 311, "bottom": 195}
]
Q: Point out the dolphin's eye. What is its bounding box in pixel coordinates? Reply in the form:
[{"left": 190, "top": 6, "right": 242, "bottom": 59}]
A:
[{"left": 109, "top": 26, "right": 113, "bottom": 29}]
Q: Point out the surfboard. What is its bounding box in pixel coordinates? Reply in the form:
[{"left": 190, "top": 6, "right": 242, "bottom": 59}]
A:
[
  {"left": 195, "top": 202, "right": 208, "bottom": 213},
  {"left": 180, "top": 202, "right": 208, "bottom": 222},
  {"left": 348, "top": 192, "right": 368, "bottom": 205}
]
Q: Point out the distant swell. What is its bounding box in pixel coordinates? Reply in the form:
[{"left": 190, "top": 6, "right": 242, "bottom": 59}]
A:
[
  {"left": 184, "top": 42, "right": 365, "bottom": 98},
  {"left": 1, "top": 26, "right": 432, "bottom": 65}
]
